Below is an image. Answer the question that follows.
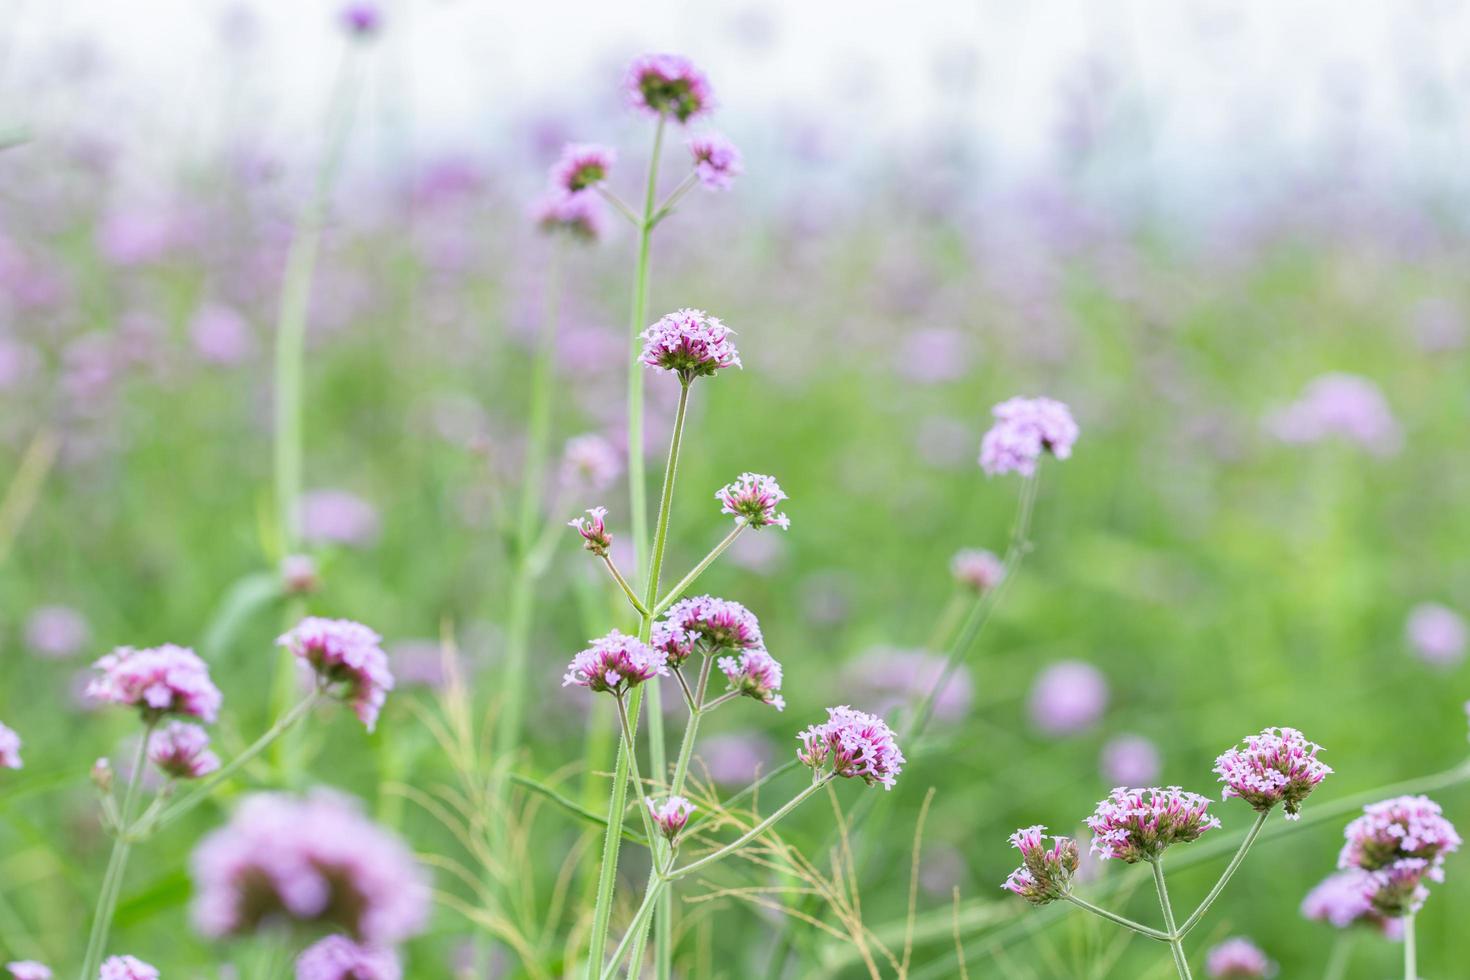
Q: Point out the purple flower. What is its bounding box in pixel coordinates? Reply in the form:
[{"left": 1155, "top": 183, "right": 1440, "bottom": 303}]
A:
[
  {"left": 568, "top": 507, "right": 613, "bottom": 557},
  {"left": 1265, "top": 374, "right": 1401, "bottom": 456},
  {"left": 625, "top": 53, "right": 713, "bottom": 123},
  {"left": 1205, "top": 937, "right": 1275, "bottom": 978},
  {"left": 1364, "top": 859, "right": 1434, "bottom": 917},
  {"left": 560, "top": 434, "right": 622, "bottom": 495},
  {"left": 550, "top": 143, "right": 615, "bottom": 194},
  {"left": 1100, "top": 734, "right": 1161, "bottom": 786},
  {"left": 24, "top": 605, "right": 90, "bottom": 658},
  {"left": 339, "top": 2, "right": 382, "bottom": 37},
  {"left": 1085, "top": 787, "right": 1221, "bottom": 862},
  {"left": 1027, "top": 661, "right": 1108, "bottom": 736},
  {"left": 531, "top": 192, "right": 605, "bottom": 242},
  {"left": 149, "top": 721, "right": 220, "bottom": 779},
  {"left": 1338, "top": 795, "right": 1460, "bottom": 914},
  {"left": 5, "top": 963, "right": 50, "bottom": 980},
  {"left": 687, "top": 134, "right": 742, "bottom": 190},
  {"left": 640, "top": 308, "right": 741, "bottom": 380},
  {"left": 1001, "top": 825, "right": 1080, "bottom": 906},
  {"left": 296, "top": 935, "right": 400, "bottom": 980},
  {"left": 299, "top": 490, "right": 381, "bottom": 548},
  {"left": 98, "top": 957, "right": 157, "bottom": 980},
  {"left": 650, "top": 621, "right": 697, "bottom": 669},
  {"left": 0, "top": 722, "right": 20, "bottom": 770},
  {"left": 1214, "top": 727, "right": 1332, "bottom": 820},
  {"left": 562, "top": 629, "right": 667, "bottom": 696},
  {"left": 663, "top": 596, "right": 765, "bottom": 651},
  {"left": 1301, "top": 871, "right": 1404, "bottom": 938},
  {"left": 1405, "top": 603, "right": 1466, "bottom": 667},
  {"left": 191, "top": 790, "right": 430, "bottom": 943},
  {"left": 278, "top": 618, "right": 395, "bottom": 732},
  {"left": 86, "top": 645, "right": 222, "bottom": 723},
  {"left": 716, "top": 473, "right": 789, "bottom": 530},
  {"left": 717, "top": 649, "right": 785, "bottom": 710},
  {"left": 190, "top": 303, "right": 254, "bottom": 366},
  {"left": 950, "top": 549, "right": 1004, "bottom": 593},
  {"left": 797, "top": 705, "right": 906, "bottom": 790},
  {"left": 647, "top": 796, "right": 695, "bottom": 841},
  {"left": 979, "top": 396, "right": 1079, "bottom": 477}
]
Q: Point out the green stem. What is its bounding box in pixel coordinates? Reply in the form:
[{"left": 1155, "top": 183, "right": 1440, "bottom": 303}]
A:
[
  {"left": 1061, "top": 894, "right": 1170, "bottom": 943},
  {"left": 601, "top": 555, "right": 650, "bottom": 618},
  {"left": 1322, "top": 931, "right": 1353, "bottom": 980},
  {"left": 614, "top": 695, "right": 661, "bottom": 848},
  {"left": 625, "top": 115, "right": 666, "bottom": 586},
  {"left": 1404, "top": 913, "right": 1417, "bottom": 980},
  {"left": 1150, "top": 858, "right": 1192, "bottom": 980},
  {"left": 603, "top": 877, "right": 666, "bottom": 980},
  {"left": 644, "top": 381, "right": 690, "bottom": 614},
  {"left": 649, "top": 172, "right": 698, "bottom": 228},
  {"left": 668, "top": 777, "right": 831, "bottom": 882},
  {"left": 585, "top": 684, "right": 643, "bottom": 979},
  {"left": 1178, "top": 809, "right": 1268, "bottom": 935},
  {"left": 652, "top": 524, "right": 746, "bottom": 616},
  {"left": 78, "top": 719, "right": 155, "bottom": 980}
]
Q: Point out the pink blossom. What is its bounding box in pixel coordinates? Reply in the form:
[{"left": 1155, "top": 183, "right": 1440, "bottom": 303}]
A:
[
  {"left": 979, "top": 396, "right": 1079, "bottom": 476},
  {"left": 1085, "top": 787, "right": 1221, "bottom": 862},
  {"left": 649, "top": 621, "right": 697, "bottom": 669},
  {"left": 562, "top": 630, "right": 667, "bottom": 696},
  {"left": 1405, "top": 603, "right": 1466, "bottom": 667},
  {"left": 1265, "top": 373, "right": 1401, "bottom": 456},
  {"left": 568, "top": 507, "right": 613, "bottom": 557},
  {"left": 1214, "top": 727, "right": 1332, "bottom": 819},
  {"left": 278, "top": 618, "right": 395, "bottom": 732},
  {"left": 1205, "top": 937, "right": 1275, "bottom": 978},
  {"left": 640, "top": 308, "right": 741, "bottom": 379},
  {"left": 716, "top": 472, "right": 789, "bottom": 530},
  {"left": 847, "top": 648, "right": 972, "bottom": 724},
  {"left": 190, "top": 303, "right": 254, "bottom": 366},
  {"left": 531, "top": 192, "right": 605, "bottom": 242},
  {"left": 98, "top": 957, "right": 157, "bottom": 980},
  {"left": 1301, "top": 871, "right": 1404, "bottom": 938},
  {"left": 1338, "top": 795, "right": 1460, "bottom": 914},
  {"left": 1001, "top": 825, "right": 1079, "bottom": 906},
  {"left": 1027, "top": 661, "right": 1107, "bottom": 736},
  {"left": 86, "top": 645, "right": 222, "bottom": 723},
  {"left": 687, "top": 134, "right": 742, "bottom": 190},
  {"left": 550, "top": 143, "right": 615, "bottom": 194},
  {"left": 663, "top": 596, "right": 765, "bottom": 651},
  {"left": 717, "top": 649, "right": 786, "bottom": 710},
  {"left": 296, "top": 935, "right": 400, "bottom": 980},
  {"left": 646, "top": 796, "right": 695, "bottom": 840},
  {"left": 1100, "top": 734, "right": 1161, "bottom": 786},
  {"left": 625, "top": 53, "right": 713, "bottom": 123},
  {"left": 0, "top": 722, "right": 20, "bottom": 770},
  {"left": 5, "top": 962, "right": 51, "bottom": 980},
  {"left": 281, "top": 554, "right": 319, "bottom": 595},
  {"left": 149, "top": 721, "right": 220, "bottom": 779},
  {"left": 299, "top": 490, "right": 381, "bottom": 548},
  {"left": 797, "top": 705, "right": 905, "bottom": 790},
  {"left": 24, "top": 605, "right": 90, "bottom": 658},
  {"left": 950, "top": 549, "right": 1004, "bottom": 593},
  {"left": 560, "top": 434, "right": 622, "bottom": 494},
  {"left": 339, "top": 2, "right": 382, "bottom": 37}
]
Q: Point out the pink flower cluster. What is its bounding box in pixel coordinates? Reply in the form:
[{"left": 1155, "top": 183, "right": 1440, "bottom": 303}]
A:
[
  {"left": 1300, "top": 870, "right": 1404, "bottom": 938},
  {"left": 950, "top": 548, "right": 1004, "bottom": 593},
  {"left": 98, "top": 957, "right": 157, "bottom": 980},
  {"left": 1085, "top": 787, "right": 1221, "bottom": 863},
  {"left": 650, "top": 621, "right": 698, "bottom": 668},
  {"left": 5, "top": 962, "right": 50, "bottom": 980},
  {"left": 717, "top": 649, "right": 786, "bottom": 711},
  {"left": 1205, "top": 937, "right": 1274, "bottom": 978},
  {"left": 1266, "top": 373, "right": 1401, "bottom": 456},
  {"left": 191, "top": 790, "right": 429, "bottom": 943},
  {"left": 296, "top": 935, "right": 401, "bottom": 980},
  {"left": 551, "top": 143, "right": 615, "bottom": 194},
  {"left": 1405, "top": 602, "right": 1466, "bottom": 667},
  {"left": 532, "top": 191, "right": 604, "bottom": 242},
  {"left": 640, "top": 308, "right": 741, "bottom": 380},
  {"left": 1337, "top": 794, "right": 1461, "bottom": 916},
  {"left": 569, "top": 506, "right": 613, "bottom": 557},
  {"left": 562, "top": 629, "right": 668, "bottom": 696},
  {"left": 647, "top": 796, "right": 695, "bottom": 841},
  {"left": 561, "top": 434, "right": 622, "bottom": 495},
  {"left": 687, "top": 134, "right": 742, "bottom": 190},
  {"left": 625, "top": 53, "right": 713, "bottom": 123},
  {"left": 339, "top": 2, "right": 382, "bottom": 38},
  {"left": 148, "top": 721, "right": 220, "bottom": 779},
  {"left": 86, "top": 644, "right": 222, "bottom": 723},
  {"left": 716, "top": 472, "right": 789, "bottom": 530},
  {"left": 0, "top": 722, "right": 20, "bottom": 770},
  {"left": 1213, "top": 727, "right": 1331, "bottom": 819},
  {"left": 797, "top": 705, "right": 906, "bottom": 790},
  {"left": 1001, "top": 825, "right": 1080, "bottom": 906},
  {"left": 278, "top": 617, "right": 395, "bottom": 732},
  {"left": 664, "top": 596, "right": 765, "bottom": 652},
  {"left": 979, "top": 396, "right": 1079, "bottom": 477}
]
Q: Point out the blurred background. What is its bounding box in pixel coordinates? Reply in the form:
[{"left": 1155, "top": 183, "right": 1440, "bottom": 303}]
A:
[{"left": 2, "top": 1, "right": 1468, "bottom": 977}]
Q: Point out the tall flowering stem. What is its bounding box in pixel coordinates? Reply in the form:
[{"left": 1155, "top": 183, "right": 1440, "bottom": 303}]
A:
[
  {"left": 1404, "top": 914, "right": 1417, "bottom": 980},
  {"left": 1177, "top": 809, "right": 1269, "bottom": 935},
  {"left": 1149, "top": 858, "right": 1192, "bottom": 980}
]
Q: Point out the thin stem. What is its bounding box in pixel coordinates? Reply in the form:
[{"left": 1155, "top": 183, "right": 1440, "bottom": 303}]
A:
[
  {"left": 1178, "top": 808, "right": 1269, "bottom": 936},
  {"left": 700, "top": 690, "right": 741, "bottom": 713},
  {"left": 1403, "top": 913, "right": 1417, "bottom": 980},
  {"left": 78, "top": 719, "right": 155, "bottom": 980},
  {"left": 671, "top": 666, "right": 698, "bottom": 714},
  {"left": 1150, "top": 859, "right": 1192, "bottom": 980},
  {"left": 1061, "top": 894, "right": 1171, "bottom": 943},
  {"left": 643, "top": 382, "right": 690, "bottom": 612},
  {"left": 1322, "top": 931, "right": 1353, "bottom": 980},
  {"left": 615, "top": 695, "right": 661, "bottom": 852},
  {"left": 668, "top": 776, "right": 832, "bottom": 881},
  {"left": 602, "top": 878, "right": 666, "bottom": 980},
  {"left": 584, "top": 683, "right": 642, "bottom": 979},
  {"left": 601, "top": 555, "right": 651, "bottom": 617},
  {"left": 598, "top": 186, "right": 642, "bottom": 226},
  {"left": 649, "top": 172, "right": 698, "bottom": 227},
  {"left": 625, "top": 114, "right": 666, "bottom": 586},
  {"left": 652, "top": 523, "right": 746, "bottom": 616}
]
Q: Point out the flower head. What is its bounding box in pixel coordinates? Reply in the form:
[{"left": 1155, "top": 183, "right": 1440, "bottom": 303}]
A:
[
  {"left": 299, "top": 490, "right": 380, "bottom": 548},
  {"left": 1100, "top": 734, "right": 1162, "bottom": 786},
  {"left": 24, "top": 605, "right": 89, "bottom": 658},
  {"left": 647, "top": 796, "right": 695, "bottom": 841},
  {"left": 339, "top": 2, "right": 382, "bottom": 37},
  {"left": 687, "top": 134, "right": 742, "bottom": 190},
  {"left": 1027, "top": 661, "right": 1108, "bottom": 736},
  {"left": 98, "top": 957, "right": 157, "bottom": 980},
  {"left": 649, "top": 621, "right": 698, "bottom": 668},
  {"left": 568, "top": 506, "right": 613, "bottom": 557},
  {"left": 717, "top": 649, "right": 785, "bottom": 710},
  {"left": 86, "top": 644, "right": 222, "bottom": 723},
  {"left": 625, "top": 53, "right": 713, "bottom": 123},
  {"left": 1405, "top": 603, "right": 1466, "bottom": 667},
  {"left": 716, "top": 473, "right": 789, "bottom": 530},
  {"left": 149, "top": 721, "right": 220, "bottom": 780},
  {"left": 296, "top": 935, "right": 401, "bottom": 980},
  {"left": 1205, "top": 938, "right": 1275, "bottom": 978},
  {"left": 797, "top": 705, "right": 905, "bottom": 790},
  {"left": 1085, "top": 787, "right": 1221, "bottom": 863},
  {"left": 1364, "top": 859, "right": 1434, "bottom": 917},
  {"left": 278, "top": 617, "right": 395, "bottom": 732},
  {"left": 1338, "top": 795, "right": 1460, "bottom": 915},
  {"left": 560, "top": 434, "right": 622, "bottom": 495},
  {"left": 950, "top": 549, "right": 1004, "bottom": 593},
  {"left": 191, "top": 790, "right": 430, "bottom": 943},
  {"left": 1214, "top": 727, "right": 1332, "bottom": 820},
  {"left": 562, "top": 630, "right": 667, "bottom": 696},
  {"left": 979, "top": 396, "right": 1079, "bottom": 477},
  {"left": 0, "top": 722, "right": 20, "bottom": 770},
  {"left": 550, "top": 143, "right": 615, "bottom": 194},
  {"left": 1301, "top": 870, "right": 1404, "bottom": 937},
  {"left": 5, "top": 962, "right": 50, "bottom": 980},
  {"left": 1266, "top": 373, "right": 1400, "bottom": 456},
  {"left": 640, "top": 308, "right": 740, "bottom": 380},
  {"left": 531, "top": 192, "right": 605, "bottom": 242},
  {"left": 1001, "top": 825, "right": 1079, "bottom": 906},
  {"left": 663, "top": 596, "right": 764, "bottom": 651},
  {"left": 281, "top": 554, "right": 319, "bottom": 595}
]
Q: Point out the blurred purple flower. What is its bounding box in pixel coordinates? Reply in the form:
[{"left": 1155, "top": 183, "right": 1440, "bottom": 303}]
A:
[
  {"left": 531, "top": 192, "right": 605, "bottom": 242},
  {"left": 560, "top": 434, "right": 622, "bottom": 495},
  {"left": 190, "top": 303, "right": 254, "bottom": 366},
  {"left": 278, "top": 617, "right": 395, "bottom": 732},
  {"left": 299, "top": 490, "right": 381, "bottom": 548},
  {"left": 24, "top": 605, "right": 90, "bottom": 658},
  {"left": 1205, "top": 937, "right": 1275, "bottom": 978},
  {"left": 980, "top": 397, "right": 1079, "bottom": 476},
  {"left": 296, "top": 935, "right": 400, "bottom": 980},
  {"left": 1405, "top": 602, "right": 1466, "bottom": 667},
  {"left": 848, "top": 647, "right": 972, "bottom": 724},
  {"left": 99, "top": 957, "right": 157, "bottom": 980},
  {"left": 149, "top": 721, "right": 220, "bottom": 779},
  {"left": 87, "top": 645, "right": 222, "bottom": 723},
  {"left": 726, "top": 528, "right": 786, "bottom": 575},
  {"left": 5, "top": 962, "right": 50, "bottom": 980},
  {"left": 695, "top": 731, "right": 776, "bottom": 786},
  {"left": 0, "top": 722, "right": 21, "bottom": 769},
  {"left": 550, "top": 143, "right": 615, "bottom": 194},
  {"left": 625, "top": 53, "right": 713, "bottom": 123},
  {"left": 1027, "top": 661, "right": 1107, "bottom": 735},
  {"left": 897, "top": 328, "right": 974, "bottom": 384},
  {"left": 1301, "top": 870, "right": 1404, "bottom": 938},
  {"left": 1265, "top": 373, "right": 1401, "bottom": 456},
  {"left": 687, "top": 133, "right": 742, "bottom": 190},
  {"left": 1099, "top": 734, "right": 1160, "bottom": 786},
  {"left": 339, "top": 2, "right": 382, "bottom": 37}
]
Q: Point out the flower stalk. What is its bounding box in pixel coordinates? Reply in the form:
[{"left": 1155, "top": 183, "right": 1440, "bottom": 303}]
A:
[{"left": 1149, "top": 858, "right": 1192, "bottom": 980}]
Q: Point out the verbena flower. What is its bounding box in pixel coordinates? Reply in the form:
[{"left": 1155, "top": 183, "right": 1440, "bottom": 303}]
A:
[
  {"left": 640, "top": 308, "right": 741, "bottom": 380},
  {"left": 625, "top": 53, "right": 713, "bottom": 123},
  {"left": 1364, "top": 859, "right": 1434, "bottom": 917},
  {"left": 191, "top": 790, "right": 429, "bottom": 944},
  {"left": 5, "top": 961, "right": 50, "bottom": 980},
  {"left": 717, "top": 649, "right": 786, "bottom": 710},
  {"left": 1027, "top": 661, "right": 1108, "bottom": 736},
  {"left": 1205, "top": 937, "right": 1275, "bottom": 978},
  {"left": 647, "top": 796, "right": 695, "bottom": 841},
  {"left": 1085, "top": 787, "right": 1221, "bottom": 862},
  {"left": 1405, "top": 602, "right": 1466, "bottom": 667},
  {"left": 797, "top": 705, "right": 905, "bottom": 790},
  {"left": 98, "top": 957, "right": 157, "bottom": 980},
  {"left": 568, "top": 506, "right": 613, "bottom": 557},
  {"left": 979, "top": 396, "right": 1079, "bottom": 477},
  {"left": 560, "top": 434, "right": 622, "bottom": 494},
  {"left": 950, "top": 548, "right": 1004, "bottom": 593},
  {"left": 1100, "top": 734, "right": 1161, "bottom": 786},
  {"left": 339, "top": 2, "right": 382, "bottom": 37},
  {"left": 0, "top": 722, "right": 20, "bottom": 770},
  {"left": 148, "top": 721, "right": 220, "bottom": 780},
  {"left": 562, "top": 630, "right": 667, "bottom": 695},
  {"left": 550, "top": 143, "right": 615, "bottom": 194},
  {"left": 296, "top": 935, "right": 400, "bottom": 980},
  {"left": 1301, "top": 870, "right": 1404, "bottom": 938},
  {"left": 280, "top": 554, "right": 319, "bottom": 595},
  {"left": 1265, "top": 373, "right": 1401, "bottom": 456},
  {"left": 663, "top": 596, "right": 764, "bottom": 651},
  {"left": 687, "top": 134, "right": 742, "bottom": 190},
  {"left": 278, "top": 617, "right": 395, "bottom": 732},
  {"left": 24, "top": 604, "right": 89, "bottom": 658},
  {"left": 649, "top": 621, "right": 697, "bottom": 668},
  {"left": 531, "top": 192, "right": 605, "bottom": 242},
  {"left": 299, "top": 489, "right": 381, "bottom": 548},
  {"left": 716, "top": 472, "right": 789, "bottom": 530},
  {"left": 1338, "top": 795, "right": 1461, "bottom": 915},
  {"left": 86, "top": 644, "right": 222, "bottom": 723},
  {"left": 1214, "top": 727, "right": 1332, "bottom": 820},
  {"left": 1001, "top": 825, "right": 1079, "bottom": 906}
]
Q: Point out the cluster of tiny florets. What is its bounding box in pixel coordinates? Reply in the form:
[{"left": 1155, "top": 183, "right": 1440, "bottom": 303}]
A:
[
  {"left": 640, "top": 308, "right": 741, "bottom": 379},
  {"left": 687, "top": 134, "right": 742, "bottom": 190},
  {"left": 797, "top": 705, "right": 905, "bottom": 790},
  {"left": 562, "top": 629, "right": 668, "bottom": 696},
  {"left": 950, "top": 548, "right": 1004, "bottom": 593},
  {"left": 1213, "top": 727, "right": 1332, "bottom": 820},
  {"left": 278, "top": 617, "right": 395, "bottom": 732},
  {"left": 98, "top": 957, "right": 157, "bottom": 980},
  {"left": 663, "top": 595, "right": 765, "bottom": 651},
  {"left": 717, "top": 649, "right": 786, "bottom": 711},
  {"left": 1300, "top": 870, "right": 1404, "bottom": 938},
  {"left": 1001, "top": 825, "right": 1080, "bottom": 906},
  {"left": 625, "top": 53, "right": 713, "bottom": 123},
  {"left": 716, "top": 472, "right": 789, "bottom": 530},
  {"left": 531, "top": 191, "right": 605, "bottom": 242},
  {"left": 551, "top": 143, "right": 615, "bottom": 194},
  {"left": 647, "top": 796, "right": 695, "bottom": 841},
  {"left": 86, "top": 644, "right": 223, "bottom": 723},
  {"left": 979, "top": 396, "right": 1079, "bottom": 477},
  {"left": 1205, "top": 937, "right": 1275, "bottom": 978},
  {"left": 1085, "top": 786, "right": 1221, "bottom": 863},
  {"left": 1337, "top": 794, "right": 1461, "bottom": 916},
  {"left": 569, "top": 506, "right": 613, "bottom": 557},
  {"left": 296, "top": 935, "right": 401, "bottom": 980},
  {"left": 649, "top": 621, "right": 698, "bottom": 668},
  {"left": 148, "top": 721, "right": 220, "bottom": 779}
]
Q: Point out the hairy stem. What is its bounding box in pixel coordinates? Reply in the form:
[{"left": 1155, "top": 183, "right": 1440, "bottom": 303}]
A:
[
  {"left": 601, "top": 555, "right": 650, "bottom": 618},
  {"left": 1061, "top": 894, "right": 1170, "bottom": 943},
  {"left": 1179, "top": 808, "right": 1268, "bottom": 935},
  {"left": 625, "top": 115, "right": 665, "bottom": 587},
  {"left": 1150, "top": 858, "right": 1192, "bottom": 980},
  {"left": 653, "top": 523, "right": 746, "bottom": 616}
]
